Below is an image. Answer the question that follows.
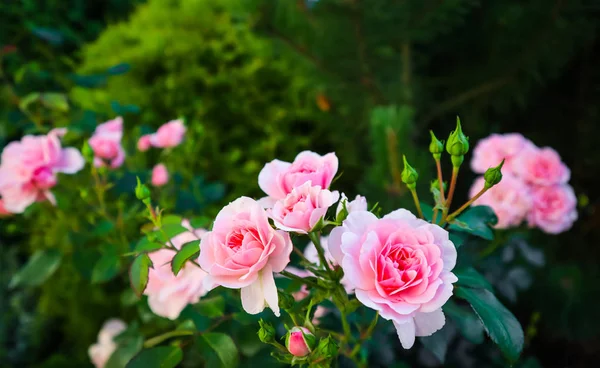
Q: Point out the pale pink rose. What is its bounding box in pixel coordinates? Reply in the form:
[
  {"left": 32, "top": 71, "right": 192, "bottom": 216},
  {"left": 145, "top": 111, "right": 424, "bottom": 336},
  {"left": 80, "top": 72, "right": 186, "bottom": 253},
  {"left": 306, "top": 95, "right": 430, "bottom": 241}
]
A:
[
  {"left": 471, "top": 133, "right": 531, "bottom": 174},
  {"left": 303, "top": 237, "right": 354, "bottom": 294},
  {"left": 336, "top": 193, "right": 367, "bottom": 218},
  {"left": 88, "top": 319, "right": 127, "bottom": 368},
  {"left": 198, "top": 197, "right": 293, "bottom": 316},
  {"left": 528, "top": 184, "right": 577, "bottom": 234},
  {"left": 258, "top": 151, "right": 338, "bottom": 200},
  {"left": 514, "top": 145, "right": 570, "bottom": 186},
  {"left": 137, "top": 134, "right": 152, "bottom": 151},
  {"left": 89, "top": 117, "right": 125, "bottom": 169},
  {"left": 149, "top": 119, "right": 186, "bottom": 148},
  {"left": 151, "top": 163, "right": 169, "bottom": 187},
  {"left": 0, "top": 128, "right": 84, "bottom": 213},
  {"left": 469, "top": 174, "right": 532, "bottom": 229},
  {"left": 145, "top": 220, "right": 208, "bottom": 319},
  {"left": 270, "top": 182, "right": 339, "bottom": 234},
  {"left": 329, "top": 209, "right": 458, "bottom": 349}
]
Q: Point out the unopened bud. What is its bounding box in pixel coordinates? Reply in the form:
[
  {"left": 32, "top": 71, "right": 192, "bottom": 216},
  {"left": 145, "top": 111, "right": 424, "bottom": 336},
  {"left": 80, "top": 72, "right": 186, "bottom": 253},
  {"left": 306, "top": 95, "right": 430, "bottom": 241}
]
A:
[
  {"left": 484, "top": 159, "right": 504, "bottom": 189},
  {"left": 285, "top": 327, "right": 315, "bottom": 357},
  {"left": 135, "top": 177, "right": 151, "bottom": 202},
  {"left": 429, "top": 130, "right": 444, "bottom": 160},
  {"left": 257, "top": 319, "right": 276, "bottom": 344},
  {"left": 446, "top": 117, "right": 470, "bottom": 167},
  {"left": 401, "top": 155, "right": 418, "bottom": 190}
]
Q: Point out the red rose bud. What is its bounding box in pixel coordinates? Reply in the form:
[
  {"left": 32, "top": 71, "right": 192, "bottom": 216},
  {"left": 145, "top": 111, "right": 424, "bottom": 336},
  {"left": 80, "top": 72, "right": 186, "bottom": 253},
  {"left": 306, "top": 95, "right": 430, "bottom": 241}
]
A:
[{"left": 286, "top": 327, "right": 316, "bottom": 357}]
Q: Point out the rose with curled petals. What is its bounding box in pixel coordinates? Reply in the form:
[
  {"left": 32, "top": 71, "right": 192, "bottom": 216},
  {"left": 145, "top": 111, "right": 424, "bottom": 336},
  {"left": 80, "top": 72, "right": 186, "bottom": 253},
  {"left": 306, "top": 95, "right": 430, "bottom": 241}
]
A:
[
  {"left": 471, "top": 133, "right": 531, "bottom": 174},
  {"left": 89, "top": 116, "right": 126, "bottom": 169}
]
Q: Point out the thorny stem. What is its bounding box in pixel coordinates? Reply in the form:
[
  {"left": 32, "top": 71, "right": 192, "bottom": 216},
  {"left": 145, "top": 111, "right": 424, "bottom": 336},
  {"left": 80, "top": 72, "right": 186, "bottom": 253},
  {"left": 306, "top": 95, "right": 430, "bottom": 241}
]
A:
[
  {"left": 445, "top": 186, "right": 489, "bottom": 224},
  {"left": 409, "top": 189, "right": 424, "bottom": 219},
  {"left": 442, "top": 167, "right": 459, "bottom": 222}
]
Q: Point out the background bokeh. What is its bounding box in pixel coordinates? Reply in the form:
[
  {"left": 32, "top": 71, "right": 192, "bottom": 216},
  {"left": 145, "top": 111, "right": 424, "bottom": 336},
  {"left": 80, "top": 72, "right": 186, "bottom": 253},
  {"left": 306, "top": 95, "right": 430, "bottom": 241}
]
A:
[{"left": 1, "top": 0, "right": 599, "bottom": 367}]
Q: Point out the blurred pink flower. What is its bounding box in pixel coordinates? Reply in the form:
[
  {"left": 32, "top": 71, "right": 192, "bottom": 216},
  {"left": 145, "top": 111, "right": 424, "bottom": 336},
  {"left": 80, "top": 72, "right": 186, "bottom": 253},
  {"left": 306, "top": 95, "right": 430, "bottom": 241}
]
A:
[
  {"left": 270, "top": 182, "right": 339, "bottom": 234},
  {"left": 259, "top": 151, "right": 338, "bottom": 200},
  {"left": 149, "top": 119, "right": 186, "bottom": 148},
  {"left": 137, "top": 134, "right": 152, "bottom": 151},
  {"left": 151, "top": 163, "right": 169, "bottom": 187},
  {"left": 514, "top": 145, "right": 570, "bottom": 186},
  {"left": 0, "top": 128, "right": 84, "bottom": 213},
  {"left": 145, "top": 220, "right": 208, "bottom": 319},
  {"left": 469, "top": 174, "right": 532, "bottom": 229},
  {"left": 329, "top": 209, "right": 457, "bottom": 349},
  {"left": 88, "top": 319, "right": 127, "bottom": 368},
  {"left": 198, "top": 197, "right": 293, "bottom": 316},
  {"left": 528, "top": 184, "right": 577, "bottom": 234},
  {"left": 89, "top": 117, "right": 125, "bottom": 169},
  {"left": 471, "top": 133, "right": 531, "bottom": 174}
]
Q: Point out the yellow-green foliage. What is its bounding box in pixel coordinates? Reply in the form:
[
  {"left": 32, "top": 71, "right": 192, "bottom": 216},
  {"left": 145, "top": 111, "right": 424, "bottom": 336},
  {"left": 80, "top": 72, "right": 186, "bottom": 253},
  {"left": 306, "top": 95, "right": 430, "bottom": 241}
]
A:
[{"left": 72, "top": 0, "right": 322, "bottom": 199}]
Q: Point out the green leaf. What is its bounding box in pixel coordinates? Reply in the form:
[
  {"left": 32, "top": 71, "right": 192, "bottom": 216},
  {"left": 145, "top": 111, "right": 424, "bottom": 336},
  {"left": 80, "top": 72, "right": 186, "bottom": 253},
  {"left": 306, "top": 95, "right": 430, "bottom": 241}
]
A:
[
  {"left": 134, "top": 237, "right": 164, "bottom": 253},
  {"left": 105, "top": 335, "right": 143, "bottom": 368},
  {"left": 161, "top": 215, "right": 183, "bottom": 225},
  {"left": 130, "top": 254, "right": 152, "bottom": 297},
  {"left": 443, "top": 299, "right": 484, "bottom": 344},
  {"left": 171, "top": 240, "right": 200, "bottom": 275},
  {"left": 189, "top": 216, "right": 212, "bottom": 229},
  {"left": 197, "top": 333, "right": 239, "bottom": 368},
  {"left": 195, "top": 295, "right": 226, "bottom": 318},
  {"left": 92, "top": 250, "right": 121, "bottom": 283},
  {"left": 420, "top": 324, "right": 454, "bottom": 364},
  {"left": 419, "top": 202, "right": 433, "bottom": 222},
  {"left": 19, "top": 92, "right": 40, "bottom": 111},
  {"left": 455, "top": 267, "right": 493, "bottom": 291},
  {"left": 94, "top": 220, "right": 115, "bottom": 236},
  {"left": 40, "top": 93, "right": 69, "bottom": 112},
  {"left": 10, "top": 249, "right": 62, "bottom": 288},
  {"left": 455, "top": 287, "right": 524, "bottom": 362},
  {"left": 449, "top": 231, "right": 468, "bottom": 248},
  {"left": 449, "top": 206, "right": 498, "bottom": 240},
  {"left": 162, "top": 223, "right": 189, "bottom": 238},
  {"left": 126, "top": 346, "right": 183, "bottom": 368}
]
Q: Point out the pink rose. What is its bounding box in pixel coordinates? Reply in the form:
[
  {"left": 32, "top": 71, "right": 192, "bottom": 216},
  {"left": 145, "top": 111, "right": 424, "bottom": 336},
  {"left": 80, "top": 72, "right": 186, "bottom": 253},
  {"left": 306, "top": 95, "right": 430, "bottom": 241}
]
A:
[
  {"left": 198, "top": 197, "right": 293, "bottom": 316},
  {"left": 258, "top": 151, "right": 338, "bottom": 200},
  {"left": 329, "top": 209, "right": 457, "bottom": 349},
  {"left": 151, "top": 163, "right": 169, "bottom": 187},
  {"left": 303, "top": 237, "right": 354, "bottom": 294},
  {"left": 137, "top": 134, "right": 152, "bottom": 151},
  {"left": 336, "top": 193, "right": 368, "bottom": 217},
  {"left": 471, "top": 133, "right": 531, "bottom": 174},
  {"left": 528, "top": 184, "right": 577, "bottom": 234},
  {"left": 469, "top": 174, "right": 532, "bottom": 229},
  {"left": 0, "top": 128, "right": 84, "bottom": 213},
  {"left": 269, "top": 182, "right": 339, "bottom": 234},
  {"left": 286, "top": 327, "right": 315, "bottom": 357},
  {"left": 514, "top": 145, "right": 570, "bottom": 186},
  {"left": 88, "top": 319, "right": 127, "bottom": 368},
  {"left": 89, "top": 117, "right": 125, "bottom": 169},
  {"left": 149, "top": 119, "right": 186, "bottom": 148},
  {"left": 145, "top": 220, "right": 208, "bottom": 319}
]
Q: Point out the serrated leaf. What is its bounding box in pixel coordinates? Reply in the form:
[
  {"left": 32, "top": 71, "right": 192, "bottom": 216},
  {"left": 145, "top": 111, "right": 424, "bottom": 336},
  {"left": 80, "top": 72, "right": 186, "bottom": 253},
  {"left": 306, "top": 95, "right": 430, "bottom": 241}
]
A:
[
  {"left": 126, "top": 346, "right": 182, "bottom": 368},
  {"left": 10, "top": 249, "right": 62, "bottom": 288},
  {"left": 171, "top": 240, "right": 200, "bottom": 275},
  {"left": 455, "top": 287, "right": 524, "bottom": 362},
  {"left": 130, "top": 254, "right": 152, "bottom": 297},
  {"left": 198, "top": 333, "right": 239, "bottom": 368},
  {"left": 455, "top": 267, "right": 493, "bottom": 291}
]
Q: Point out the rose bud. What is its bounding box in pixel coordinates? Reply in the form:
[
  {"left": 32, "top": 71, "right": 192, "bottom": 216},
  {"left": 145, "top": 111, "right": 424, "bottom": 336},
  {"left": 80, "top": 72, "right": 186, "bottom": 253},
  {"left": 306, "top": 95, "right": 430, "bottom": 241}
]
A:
[
  {"left": 285, "top": 327, "right": 316, "bottom": 357},
  {"left": 446, "top": 117, "right": 470, "bottom": 167}
]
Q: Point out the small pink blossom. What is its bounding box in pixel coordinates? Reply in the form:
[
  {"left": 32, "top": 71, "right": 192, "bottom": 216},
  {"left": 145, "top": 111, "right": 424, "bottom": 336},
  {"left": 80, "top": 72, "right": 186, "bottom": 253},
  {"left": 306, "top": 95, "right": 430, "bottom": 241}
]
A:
[
  {"left": 269, "top": 182, "right": 339, "bottom": 234},
  {"left": 145, "top": 220, "right": 208, "bottom": 319},
  {"left": 336, "top": 193, "right": 367, "bottom": 217},
  {"left": 89, "top": 117, "right": 125, "bottom": 169},
  {"left": 286, "top": 327, "right": 314, "bottom": 357},
  {"left": 469, "top": 174, "right": 532, "bottom": 229},
  {"left": 88, "top": 319, "right": 127, "bottom": 368},
  {"left": 198, "top": 197, "right": 293, "bottom": 316},
  {"left": 137, "top": 134, "right": 152, "bottom": 151},
  {"left": 0, "top": 128, "right": 84, "bottom": 213},
  {"left": 259, "top": 151, "right": 338, "bottom": 200},
  {"left": 471, "top": 133, "right": 531, "bottom": 174},
  {"left": 149, "top": 119, "right": 186, "bottom": 148},
  {"left": 329, "top": 209, "right": 457, "bottom": 349},
  {"left": 514, "top": 145, "right": 570, "bottom": 186},
  {"left": 528, "top": 184, "right": 577, "bottom": 234},
  {"left": 151, "top": 164, "right": 169, "bottom": 187}
]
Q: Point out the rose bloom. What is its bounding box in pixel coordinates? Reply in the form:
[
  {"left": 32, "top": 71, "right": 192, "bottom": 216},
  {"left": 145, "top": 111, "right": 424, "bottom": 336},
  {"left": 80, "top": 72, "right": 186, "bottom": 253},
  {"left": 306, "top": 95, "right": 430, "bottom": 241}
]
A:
[
  {"left": 88, "top": 319, "right": 127, "bottom": 368},
  {"left": 0, "top": 128, "right": 84, "bottom": 213},
  {"left": 137, "top": 134, "right": 152, "bottom": 151},
  {"left": 303, "top": 237, "right": 354, "bottom": 294},
  {"left": 469, "top": 174, "right": 532, "bottom": 229},
  {"left": 145, "top": 220, "right": 208, "bottom": 319},
  {"left": 336, "top": 193, "right": 367, "bottom": 217},
  {"left": 199, "top": 197, "right": 293, "bottom": 316},
  {"left": 329, "top": 209, "right": 457, "bottom": 349},
  {"left": 514, "top": 145, "right": 570, "bottom": 186},
  {"left": 258, "top": 151, "right": 338, "bottom": 200},
  {"left": 270, "top": 182, "right": 339, "bottom": 234},
  {"left": 89, "top": 117, "right": 125, "bottom": 168},
  {"left": 470, "top": 133, "right": 531, "bottom": 174},
  {"left": 151, "top": 163, "right": 169, "bottom": 187},
  {"left": 528, "top": 184, "right": 577, "bottom": 234},
  {"left": 149, "top": 119, "right": 186, "bottom": 148}
]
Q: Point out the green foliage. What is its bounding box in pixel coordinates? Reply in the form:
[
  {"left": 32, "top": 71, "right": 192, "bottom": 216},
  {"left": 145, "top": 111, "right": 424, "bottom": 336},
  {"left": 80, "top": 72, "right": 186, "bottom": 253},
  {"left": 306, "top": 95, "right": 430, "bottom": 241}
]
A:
[
  {"left": 10, "top": 249, "right": 62, "bottom": 288},
  {"left": 126, "top": 346, "right": 183, "bottom": 368}
]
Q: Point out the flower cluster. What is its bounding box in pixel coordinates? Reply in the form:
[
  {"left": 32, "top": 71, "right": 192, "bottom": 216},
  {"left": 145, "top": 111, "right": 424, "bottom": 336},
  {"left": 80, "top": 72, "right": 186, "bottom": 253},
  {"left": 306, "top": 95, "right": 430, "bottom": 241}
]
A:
[{"left": 470, "top": 133, "right": 577, "bottom": 233}]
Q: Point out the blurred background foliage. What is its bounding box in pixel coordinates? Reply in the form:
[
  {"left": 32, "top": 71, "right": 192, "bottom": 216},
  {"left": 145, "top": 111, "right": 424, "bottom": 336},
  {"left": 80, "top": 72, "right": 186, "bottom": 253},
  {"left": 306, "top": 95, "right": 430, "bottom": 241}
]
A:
[{"left": 1, "top": 0, "right": 599, "bottom": 367}]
